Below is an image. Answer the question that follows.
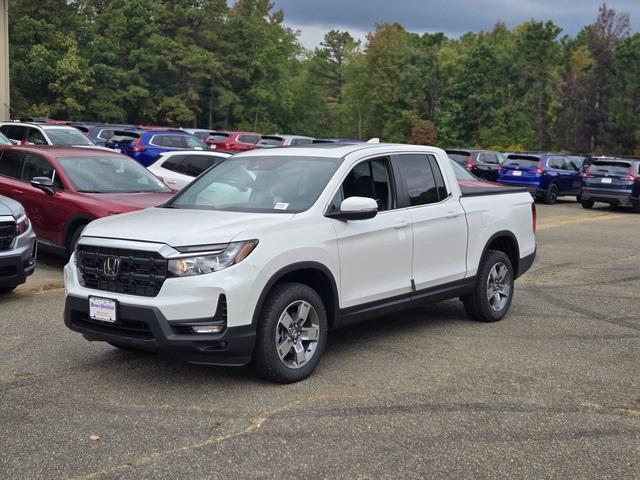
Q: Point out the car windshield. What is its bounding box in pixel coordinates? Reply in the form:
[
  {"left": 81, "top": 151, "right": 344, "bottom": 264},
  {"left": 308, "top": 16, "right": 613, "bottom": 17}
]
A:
[
  {"left": 44, "top": 128, "right": 95, "bottom": 145},
  {"left": 0, "top": 132, "right": 11, "bottom": 145},
  {"left": 58, "top": 156, "right": 171, "bottom": 193},
  {"left": 449, "top": 159, "right": 477, "bottom": 181},
  {"left": 167, "top": 155, "right": 340, "bottom": 213}
]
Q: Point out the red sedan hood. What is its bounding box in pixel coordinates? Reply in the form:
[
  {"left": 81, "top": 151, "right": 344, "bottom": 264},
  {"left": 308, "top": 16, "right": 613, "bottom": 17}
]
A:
[{"left": 82, "top": 192, "right": 175, "bottom": 212}]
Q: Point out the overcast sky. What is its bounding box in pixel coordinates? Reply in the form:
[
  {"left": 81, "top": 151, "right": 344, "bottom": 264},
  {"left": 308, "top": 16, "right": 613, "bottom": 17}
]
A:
[{"left": 270, "top": 0, "right": 640, "bottom": 49}]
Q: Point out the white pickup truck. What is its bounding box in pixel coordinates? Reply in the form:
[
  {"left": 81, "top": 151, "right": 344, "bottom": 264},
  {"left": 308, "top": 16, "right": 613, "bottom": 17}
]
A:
[{"left": 64, "top": 143, "right": 536, "bottom": 382}]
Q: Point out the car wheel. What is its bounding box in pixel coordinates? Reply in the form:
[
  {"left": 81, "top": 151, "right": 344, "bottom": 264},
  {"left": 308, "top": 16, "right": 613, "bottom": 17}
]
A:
[
  {"left": 67, "top": 224, "right": 87, "bottom": 258},
  {"left": 543, "top": 183, "right": 559, "bottom": 205},
  {"left": 253, "top": 282, "right": 327, "bottom": 383},
  {"left": 462, "top": 250, "right": 514, "bottom": 323},
  {"left": 0, "top": 285, "right": 17, "bottom": 294},
  {"left": 581, "top": 199, "right": 594, "bottom": 209},
  {"left": 576, "top": 194, "right": 582, "bottom": 203},
  {"left": 632, "top": 202, "right": 640, "bottom": 214}
]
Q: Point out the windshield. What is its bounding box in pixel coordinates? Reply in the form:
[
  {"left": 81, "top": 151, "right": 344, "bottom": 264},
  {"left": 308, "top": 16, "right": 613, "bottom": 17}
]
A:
[
  {"left": 0, "top": 132, "right": 11, "bottom": 145},
  {"left": 58, "top": 156, "right": 171, "bottom": 193},
  {"left": 449, "top": 159, "right": 477, "bottom": 181},
  {"left": 167, "top": 155, "right": 341, "bottom": 213},
  {"left": 45, "top": 128, "right": 95, "bottom": 145}
]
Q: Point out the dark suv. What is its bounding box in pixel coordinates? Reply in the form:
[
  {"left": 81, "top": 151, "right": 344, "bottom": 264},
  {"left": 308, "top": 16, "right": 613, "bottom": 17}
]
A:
[
  {"left": 581, "top": 158, "right": 640, "bottom": 212},
  {"left": 446, "top": 149, "right": 505, "bottom": 181}
]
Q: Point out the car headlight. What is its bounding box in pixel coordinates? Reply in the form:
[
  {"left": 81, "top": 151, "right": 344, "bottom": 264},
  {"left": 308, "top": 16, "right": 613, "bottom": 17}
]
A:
[
  {"left": 168, "top": 240, "right": 258, "bottom": 277},
  {"left": 15, "top": 215, "right": 30, "bottom": 235}
]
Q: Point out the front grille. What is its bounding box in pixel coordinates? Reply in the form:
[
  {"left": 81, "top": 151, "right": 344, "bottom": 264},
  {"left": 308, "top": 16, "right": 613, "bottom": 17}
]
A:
[
  {"left": 0, "top": 221, "right": 16, "bottom": 251},
  {"left": 76, "top": 245, "right": 168, "bottom": 297}
]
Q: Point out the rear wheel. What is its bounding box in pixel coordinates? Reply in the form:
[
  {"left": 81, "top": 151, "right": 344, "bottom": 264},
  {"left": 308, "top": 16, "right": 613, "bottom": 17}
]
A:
[
  {"left": 462, "top": 250, "right": 514, "bottom": 323},
  {"left": 581, "top": 199, "right": 594, "bottom": 209},
  {"left": 543, "top": 183, "right": 559, "bottom": 205},
  {"left": 0, "top": 285, "right": 17, "bottom": 294},
  {"left": 253, "top": 282, "right": 327, "bottom": 383}
]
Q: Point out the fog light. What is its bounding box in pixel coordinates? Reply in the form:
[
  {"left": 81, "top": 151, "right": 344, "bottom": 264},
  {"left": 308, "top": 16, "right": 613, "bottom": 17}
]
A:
[{"left": 191, "top": 325, "right": 224, "bottom": 334}]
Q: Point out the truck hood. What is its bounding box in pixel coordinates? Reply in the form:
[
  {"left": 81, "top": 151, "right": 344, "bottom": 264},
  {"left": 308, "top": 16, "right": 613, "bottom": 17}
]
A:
[
  {"left": 83, "top": 207, "right": 295, "bottom": 246},
  {"left": 0, "top": 194, "right": 25, "bottom": 219}
]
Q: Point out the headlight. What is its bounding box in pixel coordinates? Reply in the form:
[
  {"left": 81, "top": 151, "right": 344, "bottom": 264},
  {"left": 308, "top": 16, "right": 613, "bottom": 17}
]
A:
[
  {"left": 168, "top": 240, "right": 258, "bottom": 277},
  {"left": 15, "top": 215, "right": 30, "bottom": 235}
]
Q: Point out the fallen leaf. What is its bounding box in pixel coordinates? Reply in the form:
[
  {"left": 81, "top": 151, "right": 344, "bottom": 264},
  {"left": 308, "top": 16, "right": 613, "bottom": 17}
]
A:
[{"left": 89, "top": 434, "right": 100, "bottom": 442}]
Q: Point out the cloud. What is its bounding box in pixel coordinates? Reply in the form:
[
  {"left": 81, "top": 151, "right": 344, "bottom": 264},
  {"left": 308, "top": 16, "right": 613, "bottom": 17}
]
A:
[{"left": 273, "top": 0, "right": 639, "bottom": 47}]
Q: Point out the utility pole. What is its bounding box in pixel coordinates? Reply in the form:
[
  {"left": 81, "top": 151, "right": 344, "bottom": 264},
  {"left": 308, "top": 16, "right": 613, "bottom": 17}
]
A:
[{"left": 0, "top": 0, "right": 9, "bottom": 121}]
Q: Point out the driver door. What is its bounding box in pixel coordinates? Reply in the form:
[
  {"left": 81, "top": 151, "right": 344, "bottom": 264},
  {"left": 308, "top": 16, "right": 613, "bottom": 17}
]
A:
[{"left": 327, "top": 157, "right": 413, "bottom": 309}]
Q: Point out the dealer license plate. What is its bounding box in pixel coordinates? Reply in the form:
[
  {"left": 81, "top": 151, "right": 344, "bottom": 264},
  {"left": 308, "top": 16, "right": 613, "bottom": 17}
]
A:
[
  {"left": 601, "top": 178, "right": 612, "bottom": 184},
  {"left": 512, "top": 170, "right": 522, "bottom": 176},
  {"left": 89, "top": 297, "right": 117, "bottom": 323}
]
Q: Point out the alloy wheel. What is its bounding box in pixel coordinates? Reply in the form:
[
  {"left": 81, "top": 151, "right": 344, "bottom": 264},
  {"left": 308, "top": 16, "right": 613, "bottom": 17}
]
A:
[
  {"left": 486, "top": 262, "right": 511, "bottom": 312},
  {"left": 275, "top": 300, "right": 320, "bottom": 369}
]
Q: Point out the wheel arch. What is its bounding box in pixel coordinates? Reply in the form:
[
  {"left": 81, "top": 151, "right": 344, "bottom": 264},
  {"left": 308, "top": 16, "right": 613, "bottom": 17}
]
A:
[
  {"left": 252, "top": 262, "right": 340, "bottom": 329},
  {"left": 63, "top": 213, "right": 95, "bottom": 250},
  {"left": 480, "top": 230, "right": 521, "bottom": 278}
]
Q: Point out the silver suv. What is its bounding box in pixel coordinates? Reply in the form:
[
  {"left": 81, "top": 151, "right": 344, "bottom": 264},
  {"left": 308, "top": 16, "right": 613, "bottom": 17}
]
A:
[{"left": 0, "top": 195, "right": 37, "bottom": 293}]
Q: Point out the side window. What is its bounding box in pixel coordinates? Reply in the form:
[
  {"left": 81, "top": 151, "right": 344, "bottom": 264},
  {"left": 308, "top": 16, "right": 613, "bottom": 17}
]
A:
[
  {"left": 151, "top": 135, "right": 167, "bottom": 147},
  {"left": 3, "top": 125, "right": 25, "bottom": 142},
  {"left": 566, "top": 159, "right": 579, "bottom": 172},
  {"left": 333, "top": 158, "right": 393, "bottom": 212},
  {"left": 483, "top": 153, "right": 499, "bottom": 165},
  {"left": 428, "top": 155, "right": 449, "bottom": 200},
  {"left": 396, "top": 154, "right": 440, "bottom": 206},
  {"left": 0, "top": 150, "right": 24, "bottom": 178},
  {"left": 161, "top": 155, "right": 186, "bottom": 174},
  {"left": 21, "top": 153, "right": 63, "bottom": 189},
  {"left": 549, "top": 157, "right": 565, "bottom": 170},
  {"left": 27, "top": 128, "right": 47, "bottom": 145},
  {"left": 183, "top": 155, "right": 220, "bottom": 177},
  {"left": 184, "top": 136, "right": 204, "bottom": 149},
  {"left": 97, "top": 129, "right": 115, "bottom": 141},
  {"left": 291, "top": 138, "right": 312, "bottom": 146}
]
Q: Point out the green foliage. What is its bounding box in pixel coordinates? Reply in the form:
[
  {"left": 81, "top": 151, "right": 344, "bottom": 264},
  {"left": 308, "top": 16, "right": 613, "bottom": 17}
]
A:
[{"left": 7, "top": 1, "right": 640, "bottom": 153}]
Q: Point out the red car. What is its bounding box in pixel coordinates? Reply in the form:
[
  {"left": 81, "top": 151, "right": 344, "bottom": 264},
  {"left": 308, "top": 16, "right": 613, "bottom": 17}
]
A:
[
  {"left": 0, "top": 146, "right": 174, "bottom": 256},
  {"left": 205, "top": 131, "right": 261, "bottom": 152}
]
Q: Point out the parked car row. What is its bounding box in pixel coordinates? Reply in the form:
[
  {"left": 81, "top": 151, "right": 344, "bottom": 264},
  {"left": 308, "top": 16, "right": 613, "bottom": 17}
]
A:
[{"left": 446, "top": 148, "right": 640, "bottom": 209}]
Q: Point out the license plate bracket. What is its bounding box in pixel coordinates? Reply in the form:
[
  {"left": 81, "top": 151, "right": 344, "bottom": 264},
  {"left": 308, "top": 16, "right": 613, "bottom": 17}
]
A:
[{"left": 89, "top": 296, "right": 118, "bottom": 323}]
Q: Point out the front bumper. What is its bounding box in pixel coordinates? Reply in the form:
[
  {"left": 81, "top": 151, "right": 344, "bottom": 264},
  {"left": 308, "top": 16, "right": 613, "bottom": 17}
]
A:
[
  {"left": 0, "top": 228, "right": 37, "bottom": 287},
  {"left": 64, "top": 295, "right": 256, "bottom": 366}
]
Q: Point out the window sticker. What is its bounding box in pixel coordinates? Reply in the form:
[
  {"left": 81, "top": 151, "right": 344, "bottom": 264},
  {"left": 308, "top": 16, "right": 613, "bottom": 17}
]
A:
[{"left": 274, "top": 202, "right": 289, "bottom": 210}]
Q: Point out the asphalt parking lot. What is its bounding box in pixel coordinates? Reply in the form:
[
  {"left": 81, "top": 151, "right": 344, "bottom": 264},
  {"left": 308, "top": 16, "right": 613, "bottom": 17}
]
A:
[{"left": 1, "top": 200, "right": 639, "bottom": 479}]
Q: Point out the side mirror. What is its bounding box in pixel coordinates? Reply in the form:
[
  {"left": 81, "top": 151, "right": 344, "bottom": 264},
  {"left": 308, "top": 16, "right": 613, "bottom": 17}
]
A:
[
  {"left": 31, "top": 177, "right": 55, "bottom": 196},
  {"left": 326, "top": 196, "right": 378, "bottom": 221}
]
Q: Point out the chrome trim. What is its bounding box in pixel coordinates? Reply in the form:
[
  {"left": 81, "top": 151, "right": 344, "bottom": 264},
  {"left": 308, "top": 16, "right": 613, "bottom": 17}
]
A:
[
  {"left": 78, "top": 236, "right": 179, "bottom": 258},
  {"left": 0, "top": 215, "right": 15, "bottom": 223}
]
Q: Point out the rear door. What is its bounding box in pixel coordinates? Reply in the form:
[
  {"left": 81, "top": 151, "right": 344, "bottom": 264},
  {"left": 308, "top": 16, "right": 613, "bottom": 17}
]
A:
[{"left": 395, "top": 153, "right": 468, "bottom": 290}]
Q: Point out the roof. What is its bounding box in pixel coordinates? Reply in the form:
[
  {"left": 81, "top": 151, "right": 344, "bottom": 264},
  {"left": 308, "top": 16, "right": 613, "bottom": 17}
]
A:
[
  {"left": 0, "top": 145, "right": 125, "bottom": 157},
  {"left": 234, "top": 142, "right": 441, "bottom": 159},
  {"left": 0, "top": 121, "right": 78, "bottom": 130}
]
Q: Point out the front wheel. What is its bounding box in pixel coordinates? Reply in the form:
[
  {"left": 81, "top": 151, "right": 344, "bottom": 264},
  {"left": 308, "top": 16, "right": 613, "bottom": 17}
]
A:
[
  {"left": 253, "top": 282, "right": 327, "bottom": 383},
  {"left": 0, "top": 285, "right": 17, "bottom": 294},
  {"left": 581, "top": 199, "right": 594, "bottom": 209},
  {"left": 462, "top": 250, "right": 514, "bottom": 322}
]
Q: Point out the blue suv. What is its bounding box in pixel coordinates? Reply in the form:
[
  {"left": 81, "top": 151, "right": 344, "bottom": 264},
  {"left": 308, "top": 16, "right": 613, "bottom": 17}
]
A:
[
  {"left": 497, "top": 153, "right": 582, "bottom": 204},
  {"left": 105, "top": 129, "right": 209, "bottom": 167}
]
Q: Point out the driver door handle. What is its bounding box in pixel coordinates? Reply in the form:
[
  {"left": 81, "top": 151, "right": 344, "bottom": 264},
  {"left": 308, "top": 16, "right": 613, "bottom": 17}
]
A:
[
  {"left": 393, "top": 219, "right": 409, "bottom": 229},
  {"left": 445, "top": 211, "right": 460, "bottom": 219},
  {"left": 12, "top": 188, "right": 24, "bottom": 194}
]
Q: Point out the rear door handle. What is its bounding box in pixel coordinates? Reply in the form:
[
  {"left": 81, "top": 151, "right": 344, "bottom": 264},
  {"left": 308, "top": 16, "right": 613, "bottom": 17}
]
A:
[{"left": 393, "top": 219, "right": 409, "bottom": 229}]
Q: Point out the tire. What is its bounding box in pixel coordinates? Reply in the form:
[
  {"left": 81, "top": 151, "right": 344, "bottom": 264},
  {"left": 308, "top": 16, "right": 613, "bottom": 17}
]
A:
[
  {"left": 0, "top": 285, "right": 17, "bottom": 294},
  {"left": 581, "top": 199, "right": 594, "bottom": 209},
  {"left": 67, "top": 224, "right": 87, "bottom": 257},
  {"left": 543, "top": 183, "right": 559, "bottom": 205},
  {"left": 462, "top": 250, "right": 514, "bottom": 323},
  {"left": 632, "top": 202, "right": 640, "bottom": 214},
  {"left": 253, "top": 282, "right": 328, "bottom": 383},
  {"left": 576, "top": 194, "right": 582, "bottom": 203}
]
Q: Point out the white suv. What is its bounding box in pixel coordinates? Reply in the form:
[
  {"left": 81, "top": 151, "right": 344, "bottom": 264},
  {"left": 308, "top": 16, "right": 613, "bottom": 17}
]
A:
[
  {"left": 0, "top": 122, "right": 97, "bottom": 147},
  {"left": 64, "top": 143, "right": 536, "bottom": 383},
  {"left": 148, "top": 151, "right": 230, "bottom": 190}
]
